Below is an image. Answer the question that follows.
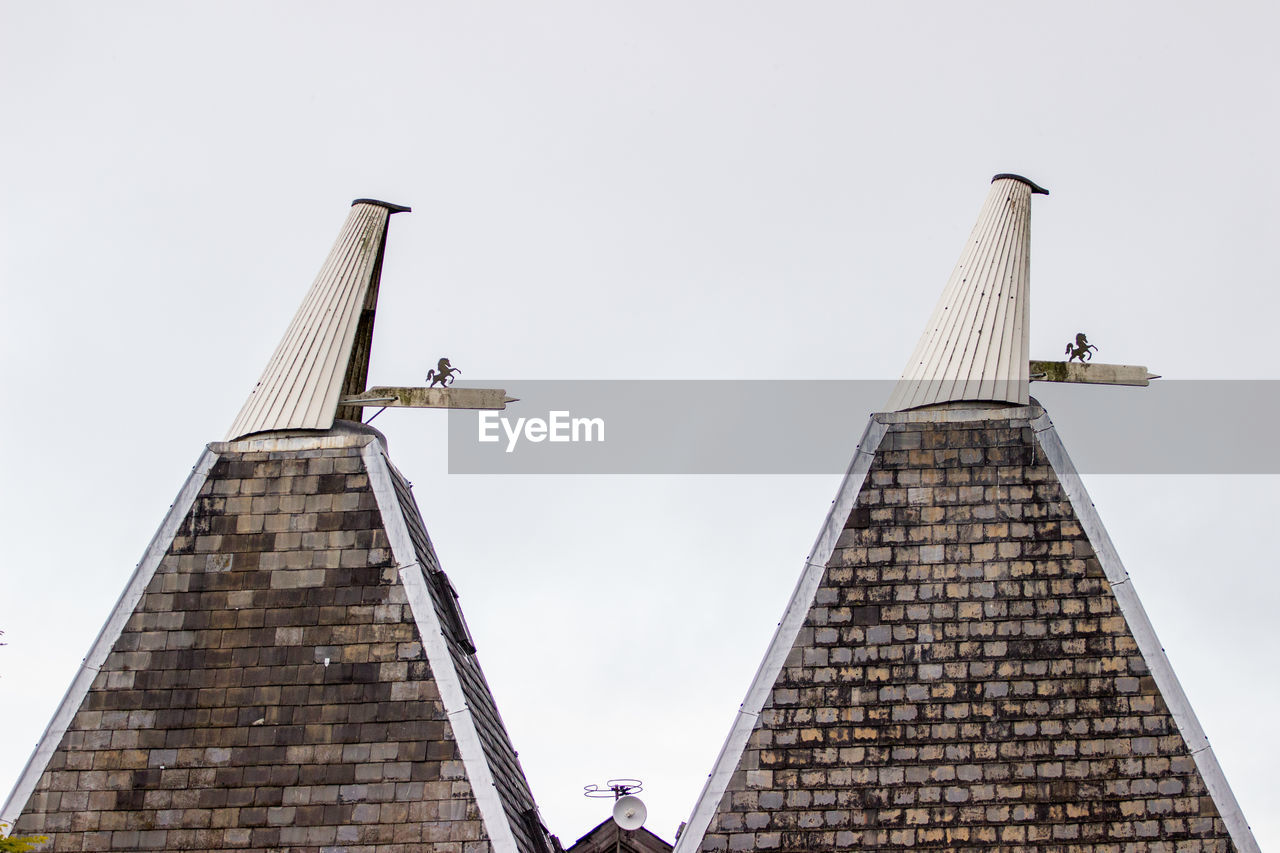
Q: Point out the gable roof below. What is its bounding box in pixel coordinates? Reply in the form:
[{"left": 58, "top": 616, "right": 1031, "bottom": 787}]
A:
[{"left": 567, "top": 817, "right": 673, "bottom": 853}]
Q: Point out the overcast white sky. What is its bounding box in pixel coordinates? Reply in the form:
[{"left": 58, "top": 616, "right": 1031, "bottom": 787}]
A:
[{"left": 2, "top": 1, "right": 1277, "bottom": 847}]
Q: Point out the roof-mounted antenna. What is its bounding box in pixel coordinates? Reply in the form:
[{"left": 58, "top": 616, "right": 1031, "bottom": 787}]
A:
[
  {"left": 583, "top": 779, "right": 643, "bottom": 801},
  {"left": 585, "top": 780, "right": 648, "bottom": 848}
]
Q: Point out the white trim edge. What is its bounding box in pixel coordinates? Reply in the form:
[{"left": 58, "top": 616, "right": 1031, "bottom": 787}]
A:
[
  {"left": 1, "top": 447, "right": 220, "bottom": 831},
  {"left": 674, "top": 418, "right": 888, "bottom": 853},
  {"left": 1032, "top": 414, "right": 1260, "bottom": 853},
  {"left": 360, "top": 443, "right": 520, "bottom": 853}
]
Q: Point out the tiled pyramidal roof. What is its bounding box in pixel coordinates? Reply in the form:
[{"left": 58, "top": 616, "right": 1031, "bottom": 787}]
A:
[
  {"left": 675, "top": 179, "right": 1259, "bottom": 853},
  {"left": 4, "top": 205, "right": 552, "bottom": 853}
]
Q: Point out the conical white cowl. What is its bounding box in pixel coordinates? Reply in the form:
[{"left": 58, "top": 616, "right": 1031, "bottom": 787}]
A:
[
  {"left": 886, "top": 174, "right": 1046, "bottom": 411},
  {"left": 227, "top": 199, "right": 408, "bottom": 440}
]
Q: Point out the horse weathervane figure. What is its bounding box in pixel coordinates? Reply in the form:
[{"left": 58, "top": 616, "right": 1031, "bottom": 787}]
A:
[
  {"left": 1065, "top": 332, "right": 1098, "bottom": 363},
  {"left": 426, "top": 357, "right": 462, "bottom": 388}
]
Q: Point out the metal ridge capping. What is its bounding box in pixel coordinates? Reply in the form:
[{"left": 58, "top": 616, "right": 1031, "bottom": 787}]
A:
[
  {"left": 360, "top": 443, "right": 523, "bottom": 853},
  {"left": 1032, "top": 414, "right": 1261, "bottom": 853},
  {"left": 886, "top": 175, "right": 1040, "bottom": 411},
  {"left": 225, "top": 200, "right": 409, "bottom": 440}
]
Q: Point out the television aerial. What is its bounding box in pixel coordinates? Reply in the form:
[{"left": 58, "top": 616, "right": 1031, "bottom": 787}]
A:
[{"left": 584, "top": 779, "right": 647, "bottom": 832}]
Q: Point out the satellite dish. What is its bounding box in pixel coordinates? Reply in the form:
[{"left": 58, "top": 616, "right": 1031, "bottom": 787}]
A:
[{"left": 612, "top": 794, "right": 647, "bottom": 831}]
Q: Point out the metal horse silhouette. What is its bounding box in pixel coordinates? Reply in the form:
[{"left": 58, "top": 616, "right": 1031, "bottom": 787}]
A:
[
  {"left": 1065, "top": 333, "right": 1098, "bottom": 363},
  {"left": 426, "top": 357, "right": 462, "bottom": 388}
]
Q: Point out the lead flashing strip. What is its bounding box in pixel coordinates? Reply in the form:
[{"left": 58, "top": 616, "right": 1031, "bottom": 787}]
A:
[
  {"left": 876, "top": 402, "right": 1045, "bottom": 425},
  {"left": 1032, "top": 414, "right": 1260, "bottom": 853},
  {"left": 674, "top": 418, "right": 889, "bottom": 853},
  {"left": 211, "top": 431, "right": 382, "bottom": 454},
  {"left": 360, "top": 443, "right": 520, "bottom": 853},
  {"left": 1, "top": 448, "right": 220, "bottom": 831}
]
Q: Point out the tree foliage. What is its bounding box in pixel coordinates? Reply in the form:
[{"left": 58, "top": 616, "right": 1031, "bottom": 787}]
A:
[{"left": 0, "top": 823, "right": 47, "bottom": 852}]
